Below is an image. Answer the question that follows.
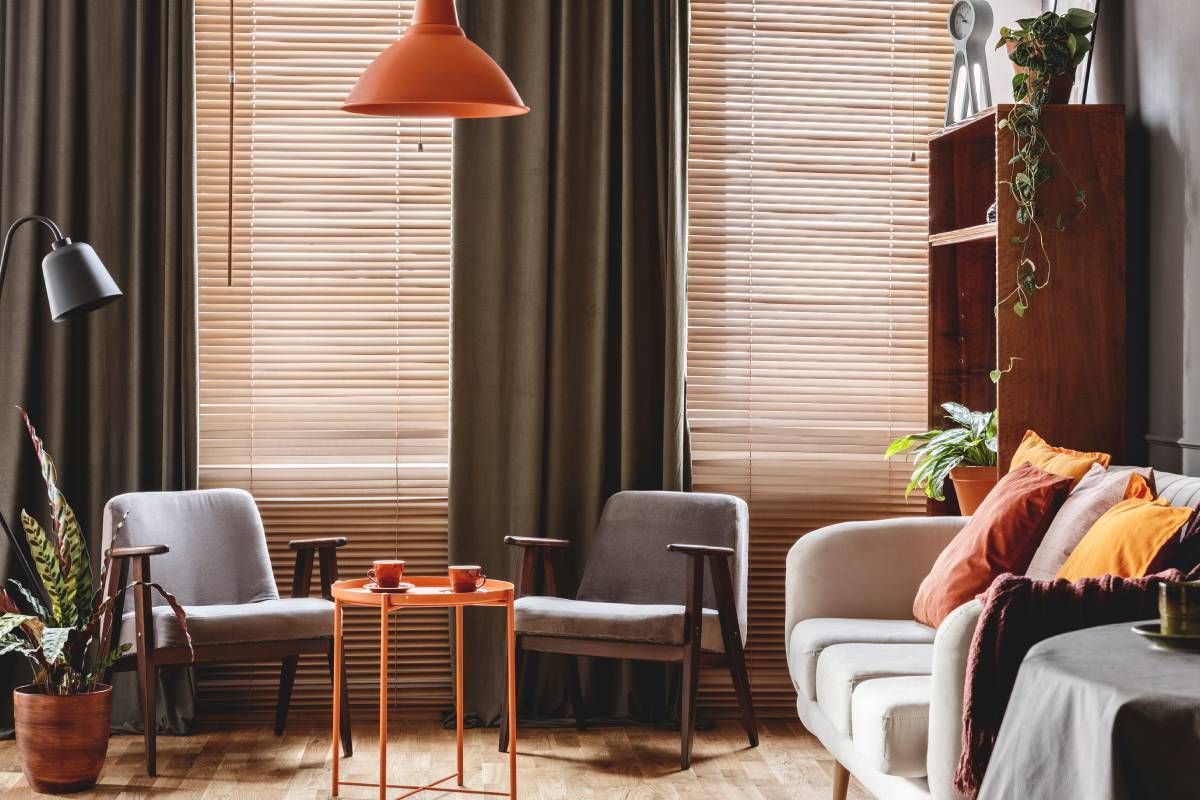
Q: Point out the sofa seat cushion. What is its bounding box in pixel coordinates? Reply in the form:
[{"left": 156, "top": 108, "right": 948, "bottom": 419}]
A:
[
  {"left": 815, "top": 642, "right": 934, "bottom": 735},
  {"left": 788, "top": 618, "right": 935, "bottom": 701},
  {"left": 514, "top": 596, "right": 723, "bottom": 651},
  {"left": 119, "top": 597, "right": 333, "bottom": 652},
  {"left": 852, "top": 676, "right": 931, "bottom": 778}
]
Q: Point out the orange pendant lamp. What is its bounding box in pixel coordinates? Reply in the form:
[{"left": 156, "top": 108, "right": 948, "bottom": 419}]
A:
[{"left": 342, "top": 0, "right": 528, "bottom": 118}]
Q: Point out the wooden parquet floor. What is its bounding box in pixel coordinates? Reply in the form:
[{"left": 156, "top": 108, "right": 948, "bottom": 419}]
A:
[{"left": 0, "top": 718, "right": 872, "bottom": 800}]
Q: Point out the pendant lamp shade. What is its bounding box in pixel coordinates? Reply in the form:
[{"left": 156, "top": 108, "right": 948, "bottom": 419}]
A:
[{"left": 342, "top": 0, "right": 528, "bottom": 118}]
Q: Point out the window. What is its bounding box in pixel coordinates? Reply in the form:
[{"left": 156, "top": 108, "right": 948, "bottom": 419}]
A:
[
  {"left": 686, "top": 2, "right": 953, "bottom": 712},
  {"left": 195, "top": 0, "right": 452, "bottom": 712}
]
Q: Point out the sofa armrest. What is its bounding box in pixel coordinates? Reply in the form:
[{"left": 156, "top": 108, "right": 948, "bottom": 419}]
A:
[
  {"left": 927, "top": 598, "right": 984, "bottom": 800},
  {"left": 784, "top": 516, "right": 967, "bottom": 639}
]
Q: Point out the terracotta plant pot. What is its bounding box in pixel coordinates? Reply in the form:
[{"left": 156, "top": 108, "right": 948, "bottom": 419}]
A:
[
  {"left": 1006, "top": 42, "right": 1075, "bottom": 103},
  {"left": 13, "top": 684, "right": 112, "bottom": 794},
  {"left": 950, "top": 466, "right": 1000, "bottom": 515}
]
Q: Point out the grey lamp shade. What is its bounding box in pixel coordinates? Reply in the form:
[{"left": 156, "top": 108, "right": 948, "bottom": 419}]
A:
[{"left": 41, "top": 240, "right": 122, "bottom": 321}]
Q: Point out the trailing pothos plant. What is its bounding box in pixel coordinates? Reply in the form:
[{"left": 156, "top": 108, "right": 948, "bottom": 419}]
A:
[
  {"left": 0, "top": 408, "right": 190, "bottom": 695},
  {"left": 990, "top": 8, "right": 1095, "bottom": 382},
  {"left": 884, "top": 403, "right": 998, "bottom": 502}
]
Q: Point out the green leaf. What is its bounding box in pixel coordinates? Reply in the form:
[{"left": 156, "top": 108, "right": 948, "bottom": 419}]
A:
[
  {"left": 7, "top": 579, "right": 48, "bottom": 621},
  {"left": 1014, "top": 300, "right": 1027, "bottom": 317},
  {"left": 1010, "top": 236, "right": 1022, "bottom": 246},
  {"left": 40, "top": 627, "right": 70, "bottom": 664},
  {"left": 1076, "top": 188, "right": 1087, "bottom": 203},
  {"left": 20, "top": 512, "right": 65, "bottom": 626},
  {"left": 990, "top": 369, "right": 1002, "bottom": 383},
  {"left": 89, "top": 642, "right": 131, "bottom": 683},
  {"left": 997, "top": 118, "right": 1010, "bottom": 130},
  {"left": 0, "top": 613, "right": 37, "bottom": 639},
  {"left": 1064, "top": 8, "right": 1096, "bottom": 30}
]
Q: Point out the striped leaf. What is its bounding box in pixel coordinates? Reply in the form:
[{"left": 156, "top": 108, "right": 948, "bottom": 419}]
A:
[
  {"left": 0, "top": 613, "right": 36, "bottom": 639},
  {"left": 40, "top": 627, "right": 70, "bottom": 664},
  {"left": 20, "top": 512, "right": 66, "bottom": 626}
]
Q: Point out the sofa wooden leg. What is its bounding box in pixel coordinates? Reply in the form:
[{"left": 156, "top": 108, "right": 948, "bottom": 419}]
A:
[{"left": 832, "top": 761, "right": 850, "bottom": 800}]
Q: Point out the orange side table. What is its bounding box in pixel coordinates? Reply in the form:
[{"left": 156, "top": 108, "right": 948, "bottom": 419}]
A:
[{"left": 330, "top": 576, "right": 517, "bottom": 800}]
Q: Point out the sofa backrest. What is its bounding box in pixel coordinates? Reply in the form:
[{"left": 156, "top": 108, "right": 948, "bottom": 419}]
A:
[{"left": 1149, "top": 470, "right": 1200, "bottom": 508}]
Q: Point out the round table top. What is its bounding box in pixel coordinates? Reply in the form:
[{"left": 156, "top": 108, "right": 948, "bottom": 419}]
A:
[
  {"left": 980, "top": 620, "right": 1200, "bottom": 799},
  {"left": 332, "top": 576, "right": 514, "bottom": 608}
]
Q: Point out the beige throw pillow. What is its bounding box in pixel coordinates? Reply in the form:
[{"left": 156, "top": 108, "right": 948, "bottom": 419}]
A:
[{"left": 1024, "top": 464, "right": 1155, "bottom": 580}]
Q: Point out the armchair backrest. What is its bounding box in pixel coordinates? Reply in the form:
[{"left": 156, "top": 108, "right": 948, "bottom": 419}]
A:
[
  {"left": 576, "top": 491, "right": 749, "bottom": 635},
  {"left": 102, "top": 489, "right": 279, "bottom": 609}
]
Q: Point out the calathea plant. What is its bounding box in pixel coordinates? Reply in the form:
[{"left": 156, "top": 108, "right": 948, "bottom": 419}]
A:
[
  {"left": 885, "top": 403, "right": 998, "bottom": 501},
  {"left": 0, "top": 408, "right": 190, "bottom": 695},
  {"left": 992, "top": 8, "right": 1095, "bottom": 342}
]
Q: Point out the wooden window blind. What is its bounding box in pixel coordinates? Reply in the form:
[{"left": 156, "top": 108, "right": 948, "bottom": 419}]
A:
[
  {"left": 195, "top": 0, "right": 452, "bottom": 714},
  {"left": 687, "top": 2, "right": 953, "bottom": 714}
]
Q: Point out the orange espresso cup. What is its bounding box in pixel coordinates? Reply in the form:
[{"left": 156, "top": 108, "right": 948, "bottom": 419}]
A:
[
  {"left": 368, "top": 559, "right": 406, "bottom": 588},
  {"left": 449, "top": 565, "right": 487, "bottom": 593}
]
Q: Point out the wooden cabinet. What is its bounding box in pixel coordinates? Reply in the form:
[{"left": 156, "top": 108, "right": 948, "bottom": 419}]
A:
[{"left": 927, "top": 105, "right": 1125, "bottom": 508}]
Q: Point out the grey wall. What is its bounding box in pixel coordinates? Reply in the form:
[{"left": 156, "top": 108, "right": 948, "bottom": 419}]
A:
[{"left": 1084, "top": 1, "right": 1200, "bottom": 471}]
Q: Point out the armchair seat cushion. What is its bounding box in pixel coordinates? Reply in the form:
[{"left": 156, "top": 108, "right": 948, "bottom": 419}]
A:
[
  {"left": 815, "top": 642, "right": 934, "bottom": 736},
  {"left": 119, "top": 597, "right": 334, "bottom": 652},
  {"left": 787, "top": 618, "right": 935, "bottom": 701},
  {"left": 514, "top": 596, "right": 724, "bottom": 652},
  {"left": 851, "top": 675, "right": 931, "bottom": 778}
]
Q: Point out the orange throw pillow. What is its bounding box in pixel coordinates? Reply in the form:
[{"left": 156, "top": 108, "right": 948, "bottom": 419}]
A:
[
  {"left": 1055, "top": 497, "right": 1195, "bottom": 582},
  {"left": 1008, "top": 430, "right": 1111, "bottom": 485},
  {"left": 913, "top": 464, "right": 1072, "bottom": 627}
]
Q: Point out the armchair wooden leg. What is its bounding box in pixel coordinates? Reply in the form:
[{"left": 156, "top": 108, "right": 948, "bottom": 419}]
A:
[
  {"left": 680, "top": 638, "right": 701, "bottom": 770},
  {"left": 136, "top": 653, "right": 157, "bottom": 776},
  {"left": 498, "top": 641, "right": 525, "bottom": 753},
  {"left": 566, "top": 655, "right": 586, "bottom": 730},
  {"left": 832, "top": 761, "right": 850, "bottom": 800},
  {"left": 327, "top": 641, "right": 353, "bottom": 756},
  {"left": 726, "top": 649, "right": 759, "bottom": 747},
  {"left": 275, "top": 655, "right": 300, "bottom": 735}
]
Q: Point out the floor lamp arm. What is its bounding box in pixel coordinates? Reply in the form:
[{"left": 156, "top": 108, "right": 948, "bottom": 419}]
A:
[{"left": 0, "top": 215, "right": 66, "bottom": 606}]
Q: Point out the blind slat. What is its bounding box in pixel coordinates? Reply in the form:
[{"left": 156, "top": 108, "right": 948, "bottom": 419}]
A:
[{"left": 685, "top": 1, "right": 952, "bottom": 714}]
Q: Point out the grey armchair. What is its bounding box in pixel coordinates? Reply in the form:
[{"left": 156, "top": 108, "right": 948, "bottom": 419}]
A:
[
  {"left": 100, "top": 489, "right": 352, "bottom": 775},
  {"left": 501, "top": 490, "right": 758, "bottom": 769}
]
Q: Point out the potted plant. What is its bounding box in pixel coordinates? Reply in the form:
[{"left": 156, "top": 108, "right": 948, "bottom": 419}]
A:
[
  {"left": 885, "top": 403, "right": 998, "bottom": 514},
  {"left": 991, "top": 8, "right": 1095, "bottom": 337},
  {"left": 1, "top": 409, "right": 189, "bottom": 794}
]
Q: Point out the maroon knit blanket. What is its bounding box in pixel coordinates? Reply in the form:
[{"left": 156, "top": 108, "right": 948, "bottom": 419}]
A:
[{"left": 953, "top": 569, "right": 1191, "bottom": 798}]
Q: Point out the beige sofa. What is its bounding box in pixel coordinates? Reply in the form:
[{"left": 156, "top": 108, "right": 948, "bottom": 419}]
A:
[{"left": 784, "top": 471, "right": 1200, "bottom": 800}]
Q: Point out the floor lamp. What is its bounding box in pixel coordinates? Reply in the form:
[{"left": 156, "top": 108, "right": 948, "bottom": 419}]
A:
[{"left": 0, "top": 214, "right": 122, "bottom": 595}]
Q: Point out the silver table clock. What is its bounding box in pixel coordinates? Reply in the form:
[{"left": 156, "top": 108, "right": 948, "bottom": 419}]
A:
[{"left": 945, "top": 0, "right": 994, "bottom": 125}]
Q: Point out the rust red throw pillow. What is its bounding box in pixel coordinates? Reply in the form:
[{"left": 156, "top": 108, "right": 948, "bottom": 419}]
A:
[{"left": 913, "top": 463, "right": 1073, "bottom": 627}]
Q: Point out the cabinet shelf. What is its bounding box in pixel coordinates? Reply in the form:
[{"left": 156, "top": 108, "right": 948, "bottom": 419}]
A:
[
  {"left": 926, "top": 104, "right": 1126, "bottom": 514},
  {"left": 928, "top": 223, "right": 997, "bottom": 247}
]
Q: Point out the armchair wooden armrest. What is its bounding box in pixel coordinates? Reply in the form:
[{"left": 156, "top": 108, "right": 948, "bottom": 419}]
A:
[
  {"left": 667, "top": 543, "right": 734, "bottom": 558},
  {"left": 504, "top": 537, "right": 569, "bottom": 598},
  {"left": 503, "top": 536, "right": 570, "bottom": 549},
  {"left": 288, "top": 536, "right": 347, "bottom": 551},
  {"left": 289, "top": 538, "right": 347, "bottom": 601},
  {"left": 111, "top": 544, "right": 170, "bottom": 558}
]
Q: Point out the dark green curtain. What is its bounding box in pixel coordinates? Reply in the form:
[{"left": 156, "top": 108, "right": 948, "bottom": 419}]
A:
[
  {"left": 450, "top": 0, "right": 690, "bottom": 725},
  {"left": 0, "top": 0, "right": 197, "bottom": 731}
]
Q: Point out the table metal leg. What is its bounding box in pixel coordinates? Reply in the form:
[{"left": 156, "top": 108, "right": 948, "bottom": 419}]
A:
[
  {"left": 379, "top": 599, "right": 389, "bottom": 800},
  {"left": 333, "top": 599, "right": 342, "bottom": 798},
  {"left": 456, "top": 605, "right": 465, "bottom": 786},
  {"left": 507, "top": 596, "right": 516, "bottom": 799}
]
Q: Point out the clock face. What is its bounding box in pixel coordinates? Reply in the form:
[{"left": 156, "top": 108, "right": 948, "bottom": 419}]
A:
[{"left": 949, "top": 1, "right": 975, "bottom": 40}]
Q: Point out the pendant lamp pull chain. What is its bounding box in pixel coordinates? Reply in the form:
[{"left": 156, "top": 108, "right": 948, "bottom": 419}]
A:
[{"left": 418, "top": 119, "right": 424, "bottom": 153}]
